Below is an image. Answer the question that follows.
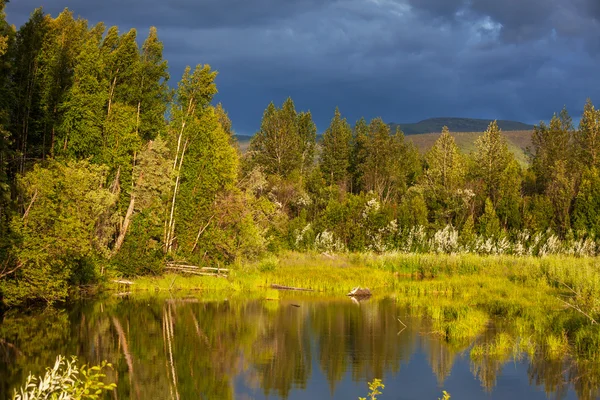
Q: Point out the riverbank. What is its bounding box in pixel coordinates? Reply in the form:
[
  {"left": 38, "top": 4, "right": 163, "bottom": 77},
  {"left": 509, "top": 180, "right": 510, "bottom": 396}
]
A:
[
  {"left": 109, "top": 252, "right": 600, "bottom": 300},
  {"left": 107, "top": 252, "right": 600, "bottom": 360}
]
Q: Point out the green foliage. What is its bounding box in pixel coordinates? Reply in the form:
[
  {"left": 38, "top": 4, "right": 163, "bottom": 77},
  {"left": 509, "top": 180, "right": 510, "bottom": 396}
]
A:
[
  {"left": 478, "top": 198, "right": 501, "bottom": 238},
  {"left": 573, "top": 167, "right": 600, "bottom": 236},
  {"left": 358, "top": 378, "right": 384, "bottom": 400},
  {"left": 1, "top": 160, "right": 115, "bottom": 305},
  {"left": 321, "top": 107, "right": 352, "bottom": 188},
  {"left": 13, "top": 355, "right": 115, "bottom": 400},
  {"left": 438, "top": 390, "right": 451, "bottom": 400},
  {"left": 249, "top": 98, "right": 312, "bottom": 179}
]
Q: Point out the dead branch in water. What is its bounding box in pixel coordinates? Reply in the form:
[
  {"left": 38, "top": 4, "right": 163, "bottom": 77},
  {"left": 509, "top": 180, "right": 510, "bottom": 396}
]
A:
[{"left": 270, "top": 284, "right": 314, "bottom": 292}]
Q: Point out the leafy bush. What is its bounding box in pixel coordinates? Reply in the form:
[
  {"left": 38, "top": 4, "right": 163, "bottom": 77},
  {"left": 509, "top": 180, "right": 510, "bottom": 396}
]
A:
[{"left": 13, "top": 355, "right": 115, "bottom": 400}]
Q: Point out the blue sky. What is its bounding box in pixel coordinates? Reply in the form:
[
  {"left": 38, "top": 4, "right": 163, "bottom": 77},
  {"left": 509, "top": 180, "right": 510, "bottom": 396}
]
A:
[{"left": 6, "top": 0, "right": 600, "bottom": 134}]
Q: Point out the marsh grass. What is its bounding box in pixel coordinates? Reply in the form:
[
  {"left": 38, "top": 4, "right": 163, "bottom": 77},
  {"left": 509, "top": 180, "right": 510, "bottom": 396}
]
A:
[{"left": 113, "top": 251, "right": 600, "bottom": 365}]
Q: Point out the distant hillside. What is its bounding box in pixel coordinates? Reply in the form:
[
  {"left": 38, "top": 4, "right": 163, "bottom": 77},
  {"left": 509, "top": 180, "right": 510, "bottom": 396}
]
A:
[
  {"left": 389, "top": 117, "right": 534, "bottom": 135},
  {"left": 408, "top": 130, "right": 533, "bottom": 165}
]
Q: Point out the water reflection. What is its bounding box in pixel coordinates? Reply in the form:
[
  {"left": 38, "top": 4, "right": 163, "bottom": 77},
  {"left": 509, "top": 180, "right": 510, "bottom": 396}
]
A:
[{"left": 0, "top": 294, "right": 598, "bottom": 399}]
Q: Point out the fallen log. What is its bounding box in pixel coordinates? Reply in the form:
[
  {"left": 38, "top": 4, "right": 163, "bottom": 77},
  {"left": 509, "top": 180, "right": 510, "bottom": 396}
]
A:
[
  {"left": 166, "top": 264, "right": 229, "bottom": 272},
  {"left": 270, "top": 284, "right": 314, "bottom": 292},
  {"left": 112, "top": 279, "right": 134, "bottom": 285},
  {"left": 164, "top": 267, "right": 228, "bottom": 278}
]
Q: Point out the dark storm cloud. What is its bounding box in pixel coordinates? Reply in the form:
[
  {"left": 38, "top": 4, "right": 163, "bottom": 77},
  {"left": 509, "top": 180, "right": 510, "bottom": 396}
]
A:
[{"left": 5, "top": 0, "right": 600, "bottom": 134}]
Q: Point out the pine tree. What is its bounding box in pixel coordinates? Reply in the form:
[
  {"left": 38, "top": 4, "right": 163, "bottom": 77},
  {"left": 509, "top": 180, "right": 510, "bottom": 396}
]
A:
[
  {"left": 530, "top": 108, "right": 573, "bottom": 192},
  {"left": 320, "top": 107, "right": 352, "bottom": 188},
  {"left": 360, "top": 119, "right": 416, "bottom": 203},
  {"left": 38, "top": 10, "right": 88, "bottom": 158},
  {"left": 574, "top": 99, "right": 600, "bottom": 171},
  {"left": 422, "top": 126, "right": 466, "bottom": 225},
  {"left": 0, "top": 0, "right": 14, "bottom": 245},
  {"left": 425, "top": 127, "right": 465, "bottom": 192},
  {"left": 472, "top": 121, "right": 513, "bottom": 206},
  {"left": 11, "top": 9, "right": 48, "bottom": 174},
  {"left": 349, "top": 117, "right": 368, "bottom": 194},
  {"left": 572, "top": 167, "right": 600, "bottom": 236},
  {"left": 57, "top": 27, "right": 107, "bottom": 159},
  {"left": 297, "top": 110, "right": 316, "bottom": 178},
  {"left": 135, "top": 27, "right": 169, "bottom": 140},
  {"left": 546, "top": 160, "right": 574, "bottom": 235},
  {"left": 249, "top": 98, "right": 304, "bottom": 178}
]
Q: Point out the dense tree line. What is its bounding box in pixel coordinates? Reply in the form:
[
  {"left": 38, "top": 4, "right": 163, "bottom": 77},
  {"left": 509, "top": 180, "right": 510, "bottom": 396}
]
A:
[{"left": 1, "top": 5, "right": 600, "bottom": 306}]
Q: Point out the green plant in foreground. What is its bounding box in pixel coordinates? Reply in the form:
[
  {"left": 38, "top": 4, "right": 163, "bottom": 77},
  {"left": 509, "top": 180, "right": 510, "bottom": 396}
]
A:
[
  {"left": 359, "top": 378, "right": 385, "bottom": 400},
  {"left": 438, "top": 390, "right": 451, "bottom": 400},
  {"left": 13, "top": 355, "right": 115, "bottom": 400}
]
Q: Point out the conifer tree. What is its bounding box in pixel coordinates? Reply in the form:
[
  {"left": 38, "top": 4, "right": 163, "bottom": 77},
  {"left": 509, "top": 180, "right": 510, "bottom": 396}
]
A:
[
  {"left": 57, "top": 27, "right": 107, "bottom": 159},
  {"left": 136, "top": 27, "right": 169, "bottom": 140},
  {"left": 349, "top": 117, "right": 368, "bottom": 193},
  {"left": 422, "top": 126, "right": 466, "bottom": 225},
  {"left": 574, "top": 99, "right": 600, "bottom": 171},
  {"left": 472, "top": 121, "right": 513, "bottom": 206},
  {"left": 249, "top": 98, "right": 304, "bottom": 178},
  {"left": 360, "top": 119, "right": 416, "bottom": 203},
  {"left": 320, "top": 107, "right": 352, "bottom": 188},
  {"left": 297, "top": 110, "right": 316, "bottom": 178},
  {"left": 11, "top": 9, "right": 48, "bottom": 174},
  {"left": 38, "top": 10, "right": 88, "bottom": 158},
  {"left": 530, "top": 108, "right": 573, "bottom": 192}
]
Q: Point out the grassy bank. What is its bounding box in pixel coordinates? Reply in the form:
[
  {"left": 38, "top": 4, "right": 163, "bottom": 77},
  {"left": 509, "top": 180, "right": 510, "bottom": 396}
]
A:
[
  {"left": 111, "top": 252, "right": 600, "bottom": 358},
  {"left": 112, "top": 252, "right": 600, "bottom": 299}
]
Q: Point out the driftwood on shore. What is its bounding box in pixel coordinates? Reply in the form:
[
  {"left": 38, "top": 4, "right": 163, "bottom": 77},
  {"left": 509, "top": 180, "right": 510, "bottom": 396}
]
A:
[
  {"left": 112, "top": 279, "right": 134, "bottom": 285},
  {"left": 347, "top": 287, "right": 372, "bottom": 297},
  {"left": 270, "top": 284, "right": 314, "bottom": 292},
  {"left": 165, "top": 262, "right": 228, "bottom": 278}
]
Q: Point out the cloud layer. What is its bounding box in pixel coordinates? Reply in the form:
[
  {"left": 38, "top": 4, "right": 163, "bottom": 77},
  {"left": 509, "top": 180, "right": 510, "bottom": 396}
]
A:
[{"left": 7, "top": 0, "right": 600, "bottom": 134}]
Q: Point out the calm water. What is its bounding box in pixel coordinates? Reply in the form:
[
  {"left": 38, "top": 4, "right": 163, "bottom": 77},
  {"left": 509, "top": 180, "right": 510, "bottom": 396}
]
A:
[{"left": 0, "top": 293, "right": 595, "bottom": 399}]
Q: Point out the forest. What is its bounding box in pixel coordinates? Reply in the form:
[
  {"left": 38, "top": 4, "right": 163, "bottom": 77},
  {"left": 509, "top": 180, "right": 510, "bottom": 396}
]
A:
[{"left": 1, "top": 3, "right": 600, "bottom": 308}]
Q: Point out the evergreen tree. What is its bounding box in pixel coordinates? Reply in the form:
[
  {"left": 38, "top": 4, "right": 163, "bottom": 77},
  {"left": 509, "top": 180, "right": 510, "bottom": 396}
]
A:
[
  {"left": 0, "top": 0, "right": 14, "bottom": 255},
  {"left": 360, "top": 119, "right": 417, "bottom": 203},
  {"left": 349, "top": 117, "right": 368, "bottom": 194},
  {"left": 478, "top": 198, "right": 501, "bottom": 238},
  {"left": 546, "top": 160, "right": 574, "bottom": 235},
  {"left": 297, "top": 110, "right": 316, "bottom": 178},
  {"left": 574, "top": 99, "right": 600, "bottom": 171},
  {"left": 10, "top": 8, "right": 48, "bottom": 174},
  {"left": 472, "top": 121, "right": 514, "bottom": 206},
  {"left": 572, "top": 167, "right": 600, "bottom": 236},
  {"left": 57, "top": 27, "right": 106, "bottom": 159},
  {"left": 320, "top": 107, "right": 352, "bottom": 188},
  {"left": 529, "top": 108, "right": 573, "bottom": 192},
  {"left": 136, "top": 27, "right": 169, "bottom": 140},
  {"left": 422, "top": 126, "right": 466, "bottom": 225},
  {"left": 38, "top": 10, "right": 88, "bottom": 158},
  {"left": 249, "top": 98, "right": 303, "bottom": 178}
]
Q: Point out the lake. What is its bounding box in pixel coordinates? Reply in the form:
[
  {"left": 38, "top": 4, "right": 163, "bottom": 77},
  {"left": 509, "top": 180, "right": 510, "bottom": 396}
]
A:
[{"left": 0, "top": 292, "right": 596, "bottom": 399}]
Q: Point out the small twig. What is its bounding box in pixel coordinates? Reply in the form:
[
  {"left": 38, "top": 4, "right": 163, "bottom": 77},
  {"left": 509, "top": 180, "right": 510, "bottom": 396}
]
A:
[
  {"left": 555, "top": 296, "right": 598, "bottom": 325},
  {"left": 397, "top": 317, "right": 407, "bottom": 335}
]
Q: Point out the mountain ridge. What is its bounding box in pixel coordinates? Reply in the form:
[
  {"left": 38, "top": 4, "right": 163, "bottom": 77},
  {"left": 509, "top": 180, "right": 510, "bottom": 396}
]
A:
[{"left": 389, "top": 117, "right": 534, "bottom": 135}]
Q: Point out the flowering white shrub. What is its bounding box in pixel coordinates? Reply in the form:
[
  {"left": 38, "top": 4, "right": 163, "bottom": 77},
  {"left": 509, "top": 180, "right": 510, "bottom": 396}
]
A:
[
  {"left": 314, "top": 230, "right": 346, "bottom": 253},
  {"left": 294, "top": 223, "right": 312, "bottom": 249},
  {"left": 539, "top": 235, "right": 562, "bottom": 256},
  {"left": 362, "top": 197, "right": 381, "bottom": 219},
  {"left": 429, "top": 225, "right": 460, "bottom": 254}
]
